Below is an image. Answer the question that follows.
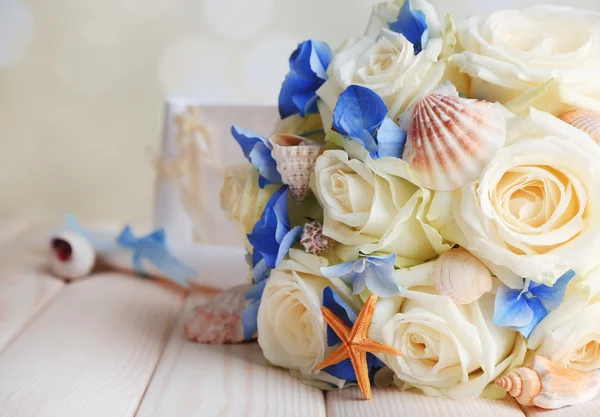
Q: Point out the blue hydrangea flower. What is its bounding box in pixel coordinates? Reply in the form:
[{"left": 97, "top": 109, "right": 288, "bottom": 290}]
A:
[
  {"left": 388, "top": 0, "right": 429, "bottom": 54},
  {"left": 321, "top": 253, "right": 401, "bottom": 298},
  {"left": 493, "top": 270, "right": 576, "bottom": 338},
  {"left": 231, "top": 125, "right": 282, "bottom": 188},
  {"left": 333, "top": 85, "right": 406, "bottom": 160},
  {"left": 247, "top": 186, "right": 302, "bottom": 270},
  {"left": 279, "top": 40, "right": 333, "bottom": 118},
  {"left": 320, "top": 287, "right": 384, "bottom": 381}
]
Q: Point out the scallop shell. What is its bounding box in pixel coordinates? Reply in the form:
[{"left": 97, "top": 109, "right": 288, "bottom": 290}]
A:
[
  {"left": 270, "top": 133, "right": 324, "bottom": 201},
  {"left": 48, "top": 231, "right": 96, "bottom": 280},
  {"left": 559, "top": 109, "right": 600, "bottom": 144},
  {"left": 432, "top": 248, "right": 492, "bottom": 304},
  {"left": 402, "top": 91, "right": 506, "bottom": 191},
  {"left": 184, "top": 283, "right": 253, "bottom": 344},
  {"left": 496, "top": 356, "right": 600, "bottom": 409},
  {"left": 300, "top": 220, "right": 336, "bottom": 255}
]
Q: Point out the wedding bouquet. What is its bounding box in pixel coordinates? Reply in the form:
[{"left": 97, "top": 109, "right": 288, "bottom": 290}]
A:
[{"left": 192, "top": 0, "right": 600, "bottom": 409}]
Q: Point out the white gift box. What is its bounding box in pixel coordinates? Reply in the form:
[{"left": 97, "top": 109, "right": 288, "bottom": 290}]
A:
[{"left": 153, "top": 97, "right": 278, "bottom": 288}]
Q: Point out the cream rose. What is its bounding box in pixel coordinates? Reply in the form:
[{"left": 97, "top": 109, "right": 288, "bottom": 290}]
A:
[
  {"left": 317, "top": 2, "right": 448, "bottom": 124},
  {"left": 452, "top": 6, "right": 600, "bottom": 115},
  {"left": 220, "top": 164, "right": 278, "bottom": 251},
  {"left": 529, "top": 267, "right": 600, "bottom": 371},
  {"left": 371, "top": 287, "right": 525, "bottom": 399},
  {"left": 257, "top": 249, "right": 349, "bottom": 388},
  {"left": 313, "top": 149, "right": 452, "bottom": 266},
  {"left": 448, "top": 110, "right": 600, "bottom": 288}
]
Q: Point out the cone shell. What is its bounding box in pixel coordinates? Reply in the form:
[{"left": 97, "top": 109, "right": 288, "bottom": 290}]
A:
[
  {"left": 496, "top": 356, "right": 600, "bottom": 409},
  {"left": 559, "top": 109, "right": 600, "bottom": 144},
  {"left": 432, "top": 248, "right": 492, "bottom": 304},
  {"left": 185, "top": 284, "right": 252, "bottom": 344},
  {"left": 270, "top": 133, "right": 324, "bottom": 201},
  {"left": 402, "top": 92, "right": 506, "bottom": 191},
  {"left": 300, "top": 220, "right": 336, "bottom": 255},
  {"left": 48, "top": 231, "right": 96, "bottom": 280}
]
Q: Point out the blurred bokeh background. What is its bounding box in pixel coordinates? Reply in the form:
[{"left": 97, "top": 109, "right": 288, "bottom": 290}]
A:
[{"left": 1, "top": 0, "right": 599, "bottom": 224}]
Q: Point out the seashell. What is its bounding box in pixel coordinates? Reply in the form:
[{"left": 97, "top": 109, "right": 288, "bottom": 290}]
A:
[
  {"left": 300, "top": 220, "right": 336, "bottom": 255},
  {"left": 270, "top": 133, "right": 324, "bottom": 201},
  {"left": 402, "top": 91, "right": 506, "bottom": 191},
  {"left": 184, "top": 283, "right": 253, "bottom": 344},
  {"left": 48, "top": 231, "right": 96, "bottom": 280},
  {"left": 432, "top": 248, "right": 492, "bottom": 304},
  {"left": 496, "top": 356, "right": 600, "bottom": 409},
  {"left": 559, "top": 109, "right": 600, "bottom": 144}
]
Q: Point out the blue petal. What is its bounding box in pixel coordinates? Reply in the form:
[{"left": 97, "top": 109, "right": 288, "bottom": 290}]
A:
[
  {"left": 323, "top": 358, "right": 356, "bottom": 381},
  {"left": 322, "top": 286, "right": 357, "bottom": 345},
  {"left": 351, "top": 271, "right": 368, "bottom": 295},
  {"left": 531, "top": 269, "right": 575, "bottom": 311},
  {"left": 512, "top": 297, "right": 548, "bottom": 338},
  {"left": 332, "top": 85, "right": 388, "bottom": 139},
  {"left": 272, "top": 187, "right": 291, "bottom": 243},
  {"left": 252, "top": 256, "right": 269, "bottom": 284},
  {"left": 375, "top": 118, "right": 407, "bottom": 159},
  {"left": 231, "top": 125, "right": 282, "bottom": 186},
  {"left": 364, "top": 264, "right": 401, "bottom": 297},
  {"left": 242, "top": 299, "right": 261, "bottom": 340},
  {"left": 321, "top": 260, "right": 359, "bottom": 280},
  {"left": 388, "top": 0, "right": 429, "bottom": 54},
  {"left": 278, "top": 40, "right": 333, "bottom": 118},
  {"left": 493, "top": 285, "right": 534, "bottom": 328},
  {"left": 246, "top": 279, "right": 267, "bottom": 302},
  {"left": 275, "top": 226, "right": 302, "bottom": 267}
]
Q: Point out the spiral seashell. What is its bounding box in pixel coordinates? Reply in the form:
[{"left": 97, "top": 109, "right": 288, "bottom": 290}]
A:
[
  {"left": 402, "top": 90, "right": 506, "bottom": 191},
  {"left": 185, "top": 284, "right": 253, "bottom": 344},
  {"left": 270, "top": 133, "right": 324, "bottom": 201},
  {"left": 496, "top": 356, "right": 600, "bottom": 409},
  {"left": 300, "top": 220, "right": 336, "bottom": 255},
  {"left": 432, "top": 248, "right": 492, "bottom": 304},
  {"left": 48, "top": 231, "right": 96, "bottom": 280},
  {"left": 559, "top": 109, "right": 600, "bottom": 144}
]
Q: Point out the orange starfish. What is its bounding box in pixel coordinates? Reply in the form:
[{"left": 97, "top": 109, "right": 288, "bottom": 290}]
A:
[{"left": 316, "top": 294, "right": 402, "bottom": 400}]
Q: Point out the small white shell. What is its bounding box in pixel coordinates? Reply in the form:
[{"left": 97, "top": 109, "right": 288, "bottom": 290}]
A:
[
  {"left": 559, "top": 109, "right": 600, "bottom": 144},
  {"left": 270, "top": 133, "right": 324, "bottom": 201},
  {"left": 184, "top": 284, "right": 253, "bottom": 344},
  {"left": 48, "top": 231, "right": 96, "bottom": 280},
  {"left": 432, "top": 248, "right": 492, "bottom": 304},
  {"left": 402, "top": 90, "right": 506, "bottom": 191},
  {"left": 497, "top": 356, "right": 600, "bottom": 409}
]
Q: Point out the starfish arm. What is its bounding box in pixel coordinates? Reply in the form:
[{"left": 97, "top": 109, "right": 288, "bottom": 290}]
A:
[
  {"left": 321, "top": 306, "right": 351, "bottom": 340},
  {"left": 350, "top": 294, "right": 378, "bottom": 340},
  {"left": 316, "top": 344, "right": 349, "bottom": 370},
  {"left": 354, "top": 339, "right": 402, "bottom": 356},
  {"left": 349, "top": 349, "right": 371, "bottom": 400}
]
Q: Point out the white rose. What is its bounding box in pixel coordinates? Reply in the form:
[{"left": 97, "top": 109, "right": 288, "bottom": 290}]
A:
[
  {"left": 317, "top": 10, "right": 447, "bottom": 124},
  {"left": 529, "top": 267, "right": 600, "bottom": 372},
  {"left": 313, "top": 149, "right": 452, "bottom": 266},
  {"left": 220, "top": 164, "right": 278, "bottom": 252},
  {"left": 371, "top": 284, "right": 525, "bottom": 399},
  {"left": 452, "top": 6, "right": 600, "bottom": 115},
  {"left": 257, "top": 249, "right": 349, "bottom": 388},
  {"left": 448, "top": 110, "right": 600, "bottom": 288}
]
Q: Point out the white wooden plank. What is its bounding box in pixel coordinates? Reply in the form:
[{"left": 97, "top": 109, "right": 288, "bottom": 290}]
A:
[
  {"left": 0, "top": 274, "right": 184, "bottom": 417},
  {"left": 136, "top": 294, "right": 327, "bottom": 417},
  {"left": 0, "top": 221, "right": 64, "bottom": 352},
  {"left": 326, "top": 387, "right": 526, "bottom": 417},
  {"left": 521, "top": 398, "right": 600, "bottom": 417}
]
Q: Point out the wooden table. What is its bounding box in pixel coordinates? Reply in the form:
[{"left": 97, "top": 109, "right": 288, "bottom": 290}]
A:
[{"left": 0, "top": 220, "right": 594, "bottom": 417}]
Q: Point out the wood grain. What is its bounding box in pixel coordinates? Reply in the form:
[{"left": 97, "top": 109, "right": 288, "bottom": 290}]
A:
[
  {"left": 0, "top": 273, "right": 184, "bottom": 417},
  {"left": 326, "top": 387, "right": 526, "bottom": 417},
  {"left": 0, "top": 221, "right": 64, "bottom": 352},
  {"left": 136, "top": 294, "right": 327, "bottom": 417},
  {"left": 520, "top": 398, "right": 600, "bottom": 417}
]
